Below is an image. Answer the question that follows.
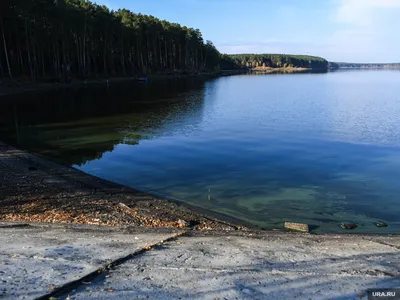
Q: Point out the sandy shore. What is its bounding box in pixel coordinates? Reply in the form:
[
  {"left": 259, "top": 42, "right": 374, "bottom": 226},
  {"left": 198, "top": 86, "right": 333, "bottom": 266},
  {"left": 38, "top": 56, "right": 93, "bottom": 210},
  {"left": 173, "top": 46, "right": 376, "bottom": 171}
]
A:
[{"left": 251, "top": 66, "right": 311, "bottom": 72}]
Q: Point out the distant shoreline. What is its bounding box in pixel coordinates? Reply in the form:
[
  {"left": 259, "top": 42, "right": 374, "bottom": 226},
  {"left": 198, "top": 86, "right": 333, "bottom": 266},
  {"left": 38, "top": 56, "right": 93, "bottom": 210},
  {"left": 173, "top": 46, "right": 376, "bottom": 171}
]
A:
[
  {"left": 251, "top": 66, "right": 312, "bottom": 73},
  {"left": 329, "top": 62, "right": 400, "bottom": 70},
  {"left": 253, "top": 66, "right": 309, "bottom": 71},
  {"left": 334, "top": 66, "right": 400, "bottom": 69}
]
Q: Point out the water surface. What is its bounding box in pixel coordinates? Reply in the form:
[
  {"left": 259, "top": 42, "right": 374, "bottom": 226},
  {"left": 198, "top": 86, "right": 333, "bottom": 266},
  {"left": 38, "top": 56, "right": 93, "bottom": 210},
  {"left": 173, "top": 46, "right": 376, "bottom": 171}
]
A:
[{"left": 1, "top": 71, "right": 400, "bottom": 233}]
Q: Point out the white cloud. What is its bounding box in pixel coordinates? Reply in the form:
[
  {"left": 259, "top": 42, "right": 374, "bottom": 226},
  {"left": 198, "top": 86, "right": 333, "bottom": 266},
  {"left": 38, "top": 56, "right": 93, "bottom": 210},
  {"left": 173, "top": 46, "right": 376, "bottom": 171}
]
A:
[
  {"left": 326, "top": 0, "right": 400, "bottom": 62},
  {"left": 335, "top": 0, "right": 400, "bottom": 25}
]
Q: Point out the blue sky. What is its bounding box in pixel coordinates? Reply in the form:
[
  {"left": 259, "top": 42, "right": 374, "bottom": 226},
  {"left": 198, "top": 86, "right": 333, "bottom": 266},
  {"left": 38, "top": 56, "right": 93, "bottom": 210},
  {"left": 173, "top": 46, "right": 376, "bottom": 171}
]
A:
[{"left": 93, "top": 0, "right": 400, "bottom": 63}]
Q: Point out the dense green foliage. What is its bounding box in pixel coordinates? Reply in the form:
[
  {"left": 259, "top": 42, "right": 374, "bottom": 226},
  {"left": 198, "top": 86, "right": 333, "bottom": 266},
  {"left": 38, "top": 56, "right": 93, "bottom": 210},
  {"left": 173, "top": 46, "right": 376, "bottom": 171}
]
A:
[
  {"left": 228, "top": 54, "right": 328, "bottom": 69},
  {"left": 0, "top": 0, "right": 222, "bottom": 80},
  {"left": 219, "top": 54, "right": 245, "bottom": 70}
]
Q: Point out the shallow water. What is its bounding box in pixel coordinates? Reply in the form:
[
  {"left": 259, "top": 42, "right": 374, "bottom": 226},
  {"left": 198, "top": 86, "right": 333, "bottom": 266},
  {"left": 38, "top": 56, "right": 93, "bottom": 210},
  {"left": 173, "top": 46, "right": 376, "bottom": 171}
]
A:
[{"left": 1, "top": 70, "right": 400, "bottom": 233}]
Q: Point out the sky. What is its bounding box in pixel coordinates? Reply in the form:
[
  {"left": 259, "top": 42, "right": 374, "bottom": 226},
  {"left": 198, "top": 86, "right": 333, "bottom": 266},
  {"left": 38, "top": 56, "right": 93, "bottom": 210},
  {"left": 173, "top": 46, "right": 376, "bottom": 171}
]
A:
[{"left": 93, "top": 0, "right": 400, "bottom": 63}]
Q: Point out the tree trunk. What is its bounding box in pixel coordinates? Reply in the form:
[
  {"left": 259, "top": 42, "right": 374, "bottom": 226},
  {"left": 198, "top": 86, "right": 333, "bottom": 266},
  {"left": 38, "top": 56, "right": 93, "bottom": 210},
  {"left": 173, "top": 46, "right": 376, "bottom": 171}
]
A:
[
  {"left": 0, "top": 17, "right": 12, "bottom": 79},
  {"left": 61, "top": 24, "right": 68, "bottom": 82},
  {"left": 19, "top": 48, "right": 24, "bottom": 76},
  {"left": 121, "top": 38, "right": 126, "bottom": 75},
  {"left": 103, "top": 33, "right": 107, "bottom": 75},
  {"left": 25, "top": 18, "right": 34, "bottom": 79},
  {"left": 32, "top": 20, "right": 38, "bottom": 79},
  {"left": 75, "top": 34, "right": 81, "bottom": 76},
  {"left": 42, "top": 47, "right": 46, "bottom": 77},
  {"left": 83, "top": 16, "right": 87, "bottom": 77},
  {"left": 15, "top": 22, "right": 23, "bottom": 77},
  {"left": 0, "top": 46, "right": 4, "bottom": 77},
  {"left": 164, "top": 40, "right": 168, "bottom": 69}
]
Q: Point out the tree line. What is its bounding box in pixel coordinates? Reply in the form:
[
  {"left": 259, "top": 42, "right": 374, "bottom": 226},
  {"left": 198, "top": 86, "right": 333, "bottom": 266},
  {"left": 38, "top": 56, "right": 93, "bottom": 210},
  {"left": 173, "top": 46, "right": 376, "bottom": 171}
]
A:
[
  {"left": 228, "top": 54, "right": 328, "bottom": 70},
  {"left": 0, "top": 0, "right": 223, "bottom": 81},
  {"left": 0, "top": 0, "right": 332, "bottom": 82}
]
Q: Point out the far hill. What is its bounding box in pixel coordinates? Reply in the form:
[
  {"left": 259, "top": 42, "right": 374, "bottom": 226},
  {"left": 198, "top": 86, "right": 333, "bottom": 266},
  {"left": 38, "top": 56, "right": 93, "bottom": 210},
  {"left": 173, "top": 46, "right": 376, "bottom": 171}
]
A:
[{"left": 329, "top": 62, "right": 400, "bottom": 69}]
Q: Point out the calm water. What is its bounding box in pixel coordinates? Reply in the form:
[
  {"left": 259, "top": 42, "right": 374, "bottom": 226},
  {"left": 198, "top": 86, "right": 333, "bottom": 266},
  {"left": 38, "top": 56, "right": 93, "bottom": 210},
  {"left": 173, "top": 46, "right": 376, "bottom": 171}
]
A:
[{"left": 2, "top": 70, "right": 400, "bottom": 233}]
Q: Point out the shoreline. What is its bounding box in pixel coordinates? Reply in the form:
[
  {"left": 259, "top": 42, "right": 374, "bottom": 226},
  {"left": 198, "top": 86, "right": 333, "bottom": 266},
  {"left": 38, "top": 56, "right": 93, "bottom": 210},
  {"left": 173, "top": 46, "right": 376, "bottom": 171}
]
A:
[
  {"left": 0, "top": 65, "right": 338, "bottom": 99},
  {"left": 0, "top": 67, "right": 320, "bottom": 99},
  {"left": 0, "top": 141, "right": 252, "bottom": 231},
  {"left": 331, "top": 67, "right": 400, "bottom": 70},
  {"left": 252, "top": 66, "right": 310, "bottom": 71},
  {"left": 0, "top": 71, "right": 223, "bottom": 99},
  {"left": 250, "top": 66, "right": 329, "bottom": 73}
]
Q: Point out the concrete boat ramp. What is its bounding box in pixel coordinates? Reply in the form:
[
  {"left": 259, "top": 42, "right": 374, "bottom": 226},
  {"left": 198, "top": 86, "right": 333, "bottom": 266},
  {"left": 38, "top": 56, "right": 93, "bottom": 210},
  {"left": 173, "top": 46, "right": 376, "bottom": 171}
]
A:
[{"left": 1, "top": 222, "right": 399, "bottom": 300}]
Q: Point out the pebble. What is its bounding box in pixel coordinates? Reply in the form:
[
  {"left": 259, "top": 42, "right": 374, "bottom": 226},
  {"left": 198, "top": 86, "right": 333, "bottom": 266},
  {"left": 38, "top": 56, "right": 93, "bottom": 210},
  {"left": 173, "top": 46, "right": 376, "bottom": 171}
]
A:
[{"left": 177, "top": 219, "right": 189, "bottom": 228}]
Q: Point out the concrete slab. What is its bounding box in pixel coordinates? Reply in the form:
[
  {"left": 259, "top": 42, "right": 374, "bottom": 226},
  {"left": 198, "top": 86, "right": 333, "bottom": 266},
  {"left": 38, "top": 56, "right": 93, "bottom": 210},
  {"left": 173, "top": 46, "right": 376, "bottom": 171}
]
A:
[
  {"left": 66, "top": 233, "right": 400, "bottom": 300},
  {"left": 0, "top": 223, "right": 181, "bottom": 299}
]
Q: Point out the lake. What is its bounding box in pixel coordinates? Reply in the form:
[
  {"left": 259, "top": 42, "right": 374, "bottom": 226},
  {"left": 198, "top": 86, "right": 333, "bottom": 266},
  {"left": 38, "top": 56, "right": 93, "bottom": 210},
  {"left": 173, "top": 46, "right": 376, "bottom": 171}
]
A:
[{"left": 1, "top": 70, "right": 400, "bottom": 233}]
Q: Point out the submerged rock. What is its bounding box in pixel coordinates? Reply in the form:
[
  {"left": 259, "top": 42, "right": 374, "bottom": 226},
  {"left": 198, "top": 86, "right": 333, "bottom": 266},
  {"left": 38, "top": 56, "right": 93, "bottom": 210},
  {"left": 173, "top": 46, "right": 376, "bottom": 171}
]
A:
[
  {"left": 375, "top": 221, "right": 388, "bottom": 228},
  {"left": 341, "top": 223, "right": 357, "bottom": 230}
]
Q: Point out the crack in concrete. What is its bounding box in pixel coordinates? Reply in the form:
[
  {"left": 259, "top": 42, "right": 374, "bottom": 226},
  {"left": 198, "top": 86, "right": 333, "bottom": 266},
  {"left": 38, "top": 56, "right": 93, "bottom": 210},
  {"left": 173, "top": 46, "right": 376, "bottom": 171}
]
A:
[
  {"left": 0, "top": 223, "right": 31, "bottom": 229},
  {"left": 34, "top": 231, "right": 187, "bottom": 300}
]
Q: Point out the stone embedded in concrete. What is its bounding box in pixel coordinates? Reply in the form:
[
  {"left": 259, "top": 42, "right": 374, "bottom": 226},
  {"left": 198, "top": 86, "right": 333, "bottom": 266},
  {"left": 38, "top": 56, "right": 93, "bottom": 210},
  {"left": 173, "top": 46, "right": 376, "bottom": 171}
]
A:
[{"left": 284, "top": 222, "right": 309, "bottom": 232}]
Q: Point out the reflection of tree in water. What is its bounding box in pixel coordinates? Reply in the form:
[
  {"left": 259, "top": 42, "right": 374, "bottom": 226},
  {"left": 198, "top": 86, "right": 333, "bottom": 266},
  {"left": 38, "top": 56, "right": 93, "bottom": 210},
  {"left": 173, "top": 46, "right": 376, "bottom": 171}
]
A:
[{"left": 0, "top": 79, "right": 207, "bottom": 166}]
